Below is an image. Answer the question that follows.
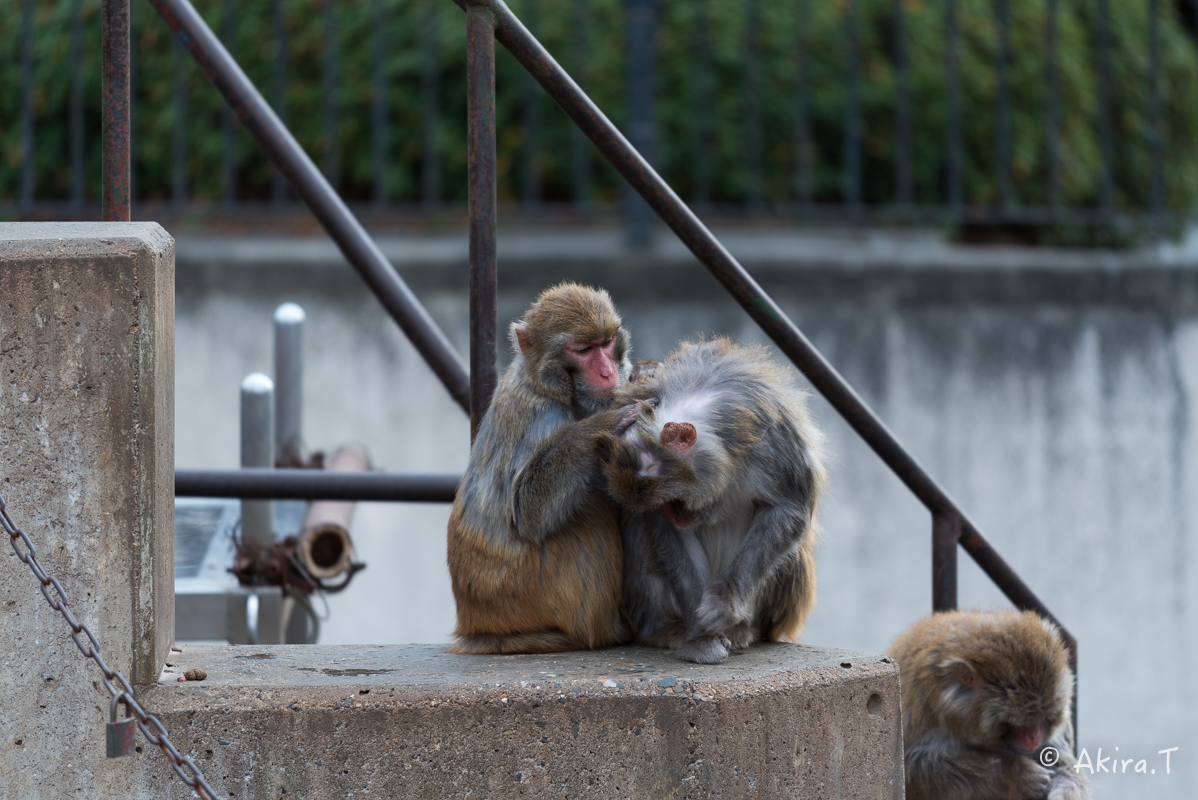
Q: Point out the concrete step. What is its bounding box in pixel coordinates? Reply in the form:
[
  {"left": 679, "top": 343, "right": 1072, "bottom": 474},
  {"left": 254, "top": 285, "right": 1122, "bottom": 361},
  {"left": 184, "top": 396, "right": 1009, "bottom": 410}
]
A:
[{"left": 139, "top": 643, "right": 902, "bottom": 799}]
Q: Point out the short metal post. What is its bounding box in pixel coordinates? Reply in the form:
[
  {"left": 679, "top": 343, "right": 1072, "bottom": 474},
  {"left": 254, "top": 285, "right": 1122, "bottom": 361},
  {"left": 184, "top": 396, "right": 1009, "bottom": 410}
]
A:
[
  {"left": 274, "top": 303, "right": 306, "bottom": 467},
  {"left": 102, "top": 0, "right": 131, "bottom": 221},
  {"left": 467, "top": 0, "right": 498, "bottom": 441},
  {"left": 240, "top": 373, "right": 275, "bottom": 546},
  {"left": 932, "top": 512, "right": 960, "bottom": 612}
]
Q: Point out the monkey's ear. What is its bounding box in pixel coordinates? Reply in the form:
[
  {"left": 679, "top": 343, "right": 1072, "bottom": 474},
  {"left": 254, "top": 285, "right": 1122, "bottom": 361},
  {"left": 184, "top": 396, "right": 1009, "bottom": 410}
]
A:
[
  {"left": 512, "top": 322, "right": 534, "bottom": 356},
  {"left": 661, "top": 422, "right": 697, "bottom": 455}
]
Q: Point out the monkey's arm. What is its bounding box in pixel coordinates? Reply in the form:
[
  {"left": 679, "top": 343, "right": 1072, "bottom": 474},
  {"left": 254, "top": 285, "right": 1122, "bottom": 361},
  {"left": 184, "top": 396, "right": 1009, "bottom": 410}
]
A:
[
  {"left": 510, "top": 405, "right": 637, "bottom": 544},
  {"left": 906, "top": 737, "right": 1053, "bottom": 800}
]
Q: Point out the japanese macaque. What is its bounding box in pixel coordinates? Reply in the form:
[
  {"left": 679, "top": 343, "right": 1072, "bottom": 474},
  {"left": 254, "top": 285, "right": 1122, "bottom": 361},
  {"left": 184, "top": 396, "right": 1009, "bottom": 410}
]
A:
[
  {"left": 598, "top": 337, "right": 826, "bottom": 664},
  {"left": 889, "top": 609, "right": 1090, "bottom": 800},
  {"left": 446, "top": 283, "right": 641, "bottom": 654}
]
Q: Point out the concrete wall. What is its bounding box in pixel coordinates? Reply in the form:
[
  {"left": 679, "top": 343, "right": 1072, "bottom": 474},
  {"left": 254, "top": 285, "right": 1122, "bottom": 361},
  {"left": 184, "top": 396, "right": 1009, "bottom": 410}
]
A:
[
  {"left": 0, "top": 222, "right": 175, "bottom": 796},
  {"left": 174, "top": 228, "right": 1198, "bottom": 799}
]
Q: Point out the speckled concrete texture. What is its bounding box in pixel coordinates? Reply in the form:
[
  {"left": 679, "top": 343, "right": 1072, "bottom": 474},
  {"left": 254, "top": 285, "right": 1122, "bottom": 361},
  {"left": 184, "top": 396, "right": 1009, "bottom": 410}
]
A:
[
  {"left": 136, "top": 643, "right": 903, "bottom": 799},
  {"left": 0, "top": 222, "right": 175, "bottom": 796}
]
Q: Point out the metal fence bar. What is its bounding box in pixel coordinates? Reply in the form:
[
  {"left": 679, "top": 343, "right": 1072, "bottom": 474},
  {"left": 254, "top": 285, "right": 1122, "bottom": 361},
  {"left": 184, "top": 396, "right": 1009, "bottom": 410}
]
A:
[
  {"left": 893, "top": 0, "right": 911, "bottom": 208},
  {"left": 794, "top": 0, "right": 811, "bottom": 206},
  {"left": 945, "top": 0, "right": 962, "bottom": 214},
  {"left": 1046, "top": 0, "right": 1060, "bottom": 212},
  {"left": 841, "top": 0, "right": 861, "bottom": 212},
  {"left": 1095, "top": 0, "right": 1114, "bottom": 212},
  {"left": 20, "top": 0, "right": 34, "bottom": 213},
  {"left": 149, "top": 0, "right": 471, "bottom": 411},
  {"left": 462, "top": 3, "right": 1077, "bottom": 680},
  {"left": 221, "top": 0, "right": 237, "bottom": 207},
  {"left": 172, "top": 37, "right": 187, "bottom": 211},
  {"left": 995, "top": 0, "right": 1013, "bottom": 210},
  {"left": 271, "top": 0, "right": 288, "bottom": 207},
  {"left": 1149, "top": 0, "right": 1164, "bottom": 213},
  {"left": 423, "top": 0, "right": 442, "bottom": 207},
  {"left": 373, "top": 0, "right": 391, "bottom": 207},
  {"left": 468, "top": 0, "right": 499, "bottom": 438},
  {"left": 175, "top": 469, "right": 460, "bottom": 502},
  {"left": 102, "top": 0, "right": 131, "bottom": 221},
  {"left": 932, "top": 512, "right": 959, "bottom": 612},
  {"left": 522, "top": 0, "right": 542, "bottom": 209},
  {"left": 625, "top": 0, "right": 656, "bottom": 247},
  {"left": 322, "top": 0, "right": 340, "bottom": 188},
  {"left": 70, "top": 0, "right": 85, "bottom": 210},
  {"left": 745, "top": 0, "right": 762, "bottom": 208},
  {"left": 571, "top": 0, "right": 591, "bottom": 206},
  {"left": 694, "top": 0, "right": 712, "bottom": 206}
]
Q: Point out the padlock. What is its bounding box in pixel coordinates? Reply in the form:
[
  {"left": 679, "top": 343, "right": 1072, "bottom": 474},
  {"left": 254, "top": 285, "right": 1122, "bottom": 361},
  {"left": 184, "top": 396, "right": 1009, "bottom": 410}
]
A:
[{"left": 106, "top": 692, "right": 136, "bottom": 758}]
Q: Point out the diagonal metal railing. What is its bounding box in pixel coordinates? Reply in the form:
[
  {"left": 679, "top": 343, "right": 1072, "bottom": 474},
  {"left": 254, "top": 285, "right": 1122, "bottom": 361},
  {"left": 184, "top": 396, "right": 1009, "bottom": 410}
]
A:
[{"left": 105, "top": 0, "right": 1075, "bottom": 735}]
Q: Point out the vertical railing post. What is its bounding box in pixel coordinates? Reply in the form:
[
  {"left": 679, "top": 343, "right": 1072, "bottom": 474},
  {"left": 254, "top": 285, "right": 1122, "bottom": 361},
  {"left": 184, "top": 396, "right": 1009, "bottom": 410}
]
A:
[
  {"left": 571, "top": 0, "right": 592, "bottom": 207},
  {"left": 423, "top": 0, "right": 443, "bottom": 208},
  {"left": 240, "top": 374, "right": 276, "bottom": 546},
  {"left": 467, "top": 0, "right": 498, "bottom": 440},
  {"left": 102, "top": 0, "right": 131, "bottom": 221},
  {"left": 932, "top": 512, "right": 960, "bottom": 612},
  {"left": 274, "top": 303, "right": 306, "bottom": 467},
  {"left": 70, "top": 0, "right": 85, "bottom": 212},
  {"left": 521, "top": 0, "right": 542, "bottom": 210},
  {"left": 372, "top": 0, "right": 391, "bottom": 209},
  {"left": 625, "top": 0, "right": 657, "bottom": 248},
  {"left": 19, "top": 0, "right": 34, "bottom": 214},
  {"left": 693, "top": 0, "right": 711, "bottom": 206},
  {"left": 744, "top": 0, "right": 762, "bottom": 209}
]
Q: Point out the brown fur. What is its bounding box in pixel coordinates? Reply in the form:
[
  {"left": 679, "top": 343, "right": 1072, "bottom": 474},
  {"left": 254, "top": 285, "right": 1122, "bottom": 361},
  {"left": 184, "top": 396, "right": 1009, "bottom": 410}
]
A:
[
  {"left": 889, "top": 609, "right": 1090, "bottom": 800},
  {"left": 446, "top": 284, "right": 635, "bottom": 654}
]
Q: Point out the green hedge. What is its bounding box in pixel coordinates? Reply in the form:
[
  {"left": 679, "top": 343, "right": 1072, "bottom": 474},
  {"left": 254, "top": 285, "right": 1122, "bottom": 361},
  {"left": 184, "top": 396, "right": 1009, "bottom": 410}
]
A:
[{"left": 3, "top": 0, "right": 1197, "bottom": 211}]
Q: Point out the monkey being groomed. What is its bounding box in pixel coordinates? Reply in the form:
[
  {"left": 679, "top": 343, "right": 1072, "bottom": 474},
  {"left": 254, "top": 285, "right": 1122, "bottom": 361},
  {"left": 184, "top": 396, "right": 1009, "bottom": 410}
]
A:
[
  {"left": 446, "top": 283, "right": 644, "bottom": 655},
  {"left": 599, "top": 337, "right": 826, "bottom": 664},
  {"left": 889, "top": 609, "right": 1091, "bottom": 800}
]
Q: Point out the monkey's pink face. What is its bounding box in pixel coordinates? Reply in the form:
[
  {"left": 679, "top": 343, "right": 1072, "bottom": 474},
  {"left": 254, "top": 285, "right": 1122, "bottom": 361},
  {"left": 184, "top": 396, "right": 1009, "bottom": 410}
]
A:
[{"left": 565, "top": 337, "right": 619, "bottom": 397}]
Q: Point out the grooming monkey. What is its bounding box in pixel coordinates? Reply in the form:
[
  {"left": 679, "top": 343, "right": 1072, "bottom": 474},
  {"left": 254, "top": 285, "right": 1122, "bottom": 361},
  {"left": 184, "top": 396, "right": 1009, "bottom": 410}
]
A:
[
  {"left": 889, "top": 609, "right": 1090, "bottom": 800},
  {"left": 446, "top": 283, "right": 642, "bottom": 654},
  {"left": 599, "top": 337, "right": 826, "bottom": 664}
]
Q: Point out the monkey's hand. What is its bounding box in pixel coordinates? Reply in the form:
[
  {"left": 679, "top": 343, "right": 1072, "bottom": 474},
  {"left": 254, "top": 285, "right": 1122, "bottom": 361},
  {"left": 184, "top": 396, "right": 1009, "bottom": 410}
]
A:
[
  {"left": 694, "top": 582, "right": 750, "bottom": 640},
  {"left": 995, "top": 754, "right": 1053, "bottom": 799},
  {"left": 1046, "top": 770, "right": 1090, "bottom": 800}
]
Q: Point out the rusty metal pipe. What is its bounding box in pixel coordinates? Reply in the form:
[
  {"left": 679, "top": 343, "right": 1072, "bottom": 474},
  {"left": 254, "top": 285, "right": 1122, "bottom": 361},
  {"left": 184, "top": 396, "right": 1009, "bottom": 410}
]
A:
[
  {"left": 297, "top": 444, "right": 370, "bottom": 580},
  {"left": 101, "top": 0, "right": 131, "bottom": 221},
  {"left": 148, "top": 0, "right": 470, "bottom": 412},
  {"left": 467, "top": 0, "right": 498, "bottom": 440}
]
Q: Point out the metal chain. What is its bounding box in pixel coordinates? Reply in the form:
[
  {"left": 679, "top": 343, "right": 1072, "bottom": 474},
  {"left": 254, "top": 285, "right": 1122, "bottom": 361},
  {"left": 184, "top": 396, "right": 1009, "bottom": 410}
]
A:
[{"left": 0, "top": 492, "right": 222, "bottom": 800}]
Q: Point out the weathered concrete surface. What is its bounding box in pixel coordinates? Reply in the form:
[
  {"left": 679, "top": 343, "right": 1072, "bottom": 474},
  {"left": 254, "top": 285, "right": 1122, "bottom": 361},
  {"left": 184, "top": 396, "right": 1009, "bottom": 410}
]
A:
[
  {"left": 137, "top": 643, "right": 901, "bottom": 799},
  {"left": 0, "top": 222, "right": 174, "bottom": 796}
]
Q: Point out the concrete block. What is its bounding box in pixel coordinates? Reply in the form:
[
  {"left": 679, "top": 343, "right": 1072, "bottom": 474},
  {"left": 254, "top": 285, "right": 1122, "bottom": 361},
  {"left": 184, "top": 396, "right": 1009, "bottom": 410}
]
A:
[
  {"left": 0, "top": 222, "right": 174, "bottom": 794},
  {"left": 139, "top": 643, "right": 903, "bottom": 799}
]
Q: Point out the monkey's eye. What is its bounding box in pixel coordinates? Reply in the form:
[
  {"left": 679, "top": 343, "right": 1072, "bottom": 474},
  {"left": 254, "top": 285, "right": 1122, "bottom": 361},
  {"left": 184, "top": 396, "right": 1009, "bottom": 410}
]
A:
[{"left": 572, "top": 345, "right": 592, "bottom": 355}]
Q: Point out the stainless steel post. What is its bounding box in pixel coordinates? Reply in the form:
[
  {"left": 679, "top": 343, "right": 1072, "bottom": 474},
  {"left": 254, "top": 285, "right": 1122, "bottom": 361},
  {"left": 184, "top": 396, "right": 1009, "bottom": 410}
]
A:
[
  {"left": 240, "top": 372, "right": 275, "bottom": 546},
  {"left": 273, "top": 303, "right": 306, "bottom": 466}
]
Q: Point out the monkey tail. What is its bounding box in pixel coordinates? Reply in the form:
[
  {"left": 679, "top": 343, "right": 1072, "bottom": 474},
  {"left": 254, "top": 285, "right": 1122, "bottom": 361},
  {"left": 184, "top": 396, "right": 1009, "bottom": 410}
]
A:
[{"left": 446, "top": 630, "right": 577, "bottom": 655}]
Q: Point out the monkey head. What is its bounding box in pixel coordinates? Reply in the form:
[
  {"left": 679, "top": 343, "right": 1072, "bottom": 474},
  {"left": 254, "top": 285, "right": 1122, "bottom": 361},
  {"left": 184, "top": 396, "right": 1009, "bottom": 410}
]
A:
[
  {"left": 511, "top": 283, "right": 632, "bottom": 413},
  {"left": 600, "top": 408, "right": 737, "bottom": 529},
  {"left": 930, "top": 612, "right": 1073, "bottom": 756}
]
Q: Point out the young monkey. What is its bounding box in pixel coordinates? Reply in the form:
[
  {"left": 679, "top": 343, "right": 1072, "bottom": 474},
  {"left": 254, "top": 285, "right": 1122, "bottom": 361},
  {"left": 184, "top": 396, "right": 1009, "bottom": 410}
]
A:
[
  {"left": 889, "top": 609, "right": 1091, "bottom": 800},
  {"left": 599, "top": 337, "right": 826, "bottom": 664},
  {"left": 446, "top": 283, "right": 641, "bottom": 654}
]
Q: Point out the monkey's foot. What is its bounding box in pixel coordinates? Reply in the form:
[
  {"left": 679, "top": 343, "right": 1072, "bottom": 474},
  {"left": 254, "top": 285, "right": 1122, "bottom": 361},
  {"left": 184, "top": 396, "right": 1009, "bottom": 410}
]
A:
[
  {"left": 694, "top": 588, "right": 746, "bottom": 639},
  {"left": 726, "top": 623, "right": 757, "bottom": 653},
  {"left": 1047, "top": 772, "right": 1091, "bottom": 800},
  {"left": 674, "top": 635, "right": 730, "bottom": 665}
]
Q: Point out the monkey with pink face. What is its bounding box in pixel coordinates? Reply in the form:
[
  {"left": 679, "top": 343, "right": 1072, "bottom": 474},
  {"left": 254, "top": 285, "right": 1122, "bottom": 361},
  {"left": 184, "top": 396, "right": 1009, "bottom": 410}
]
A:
[
  {"left": 599, "top": 337, "right": 826, "bottom": 664},
  {"left": 447, "top": 283, "right": 644, "bottom": 655}
]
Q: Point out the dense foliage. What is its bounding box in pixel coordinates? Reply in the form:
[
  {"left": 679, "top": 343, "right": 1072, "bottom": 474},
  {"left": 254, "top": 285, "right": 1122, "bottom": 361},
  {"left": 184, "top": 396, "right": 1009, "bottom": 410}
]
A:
[{"left": 3, "top": 0, "right": 1198, "bottom": 212}]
